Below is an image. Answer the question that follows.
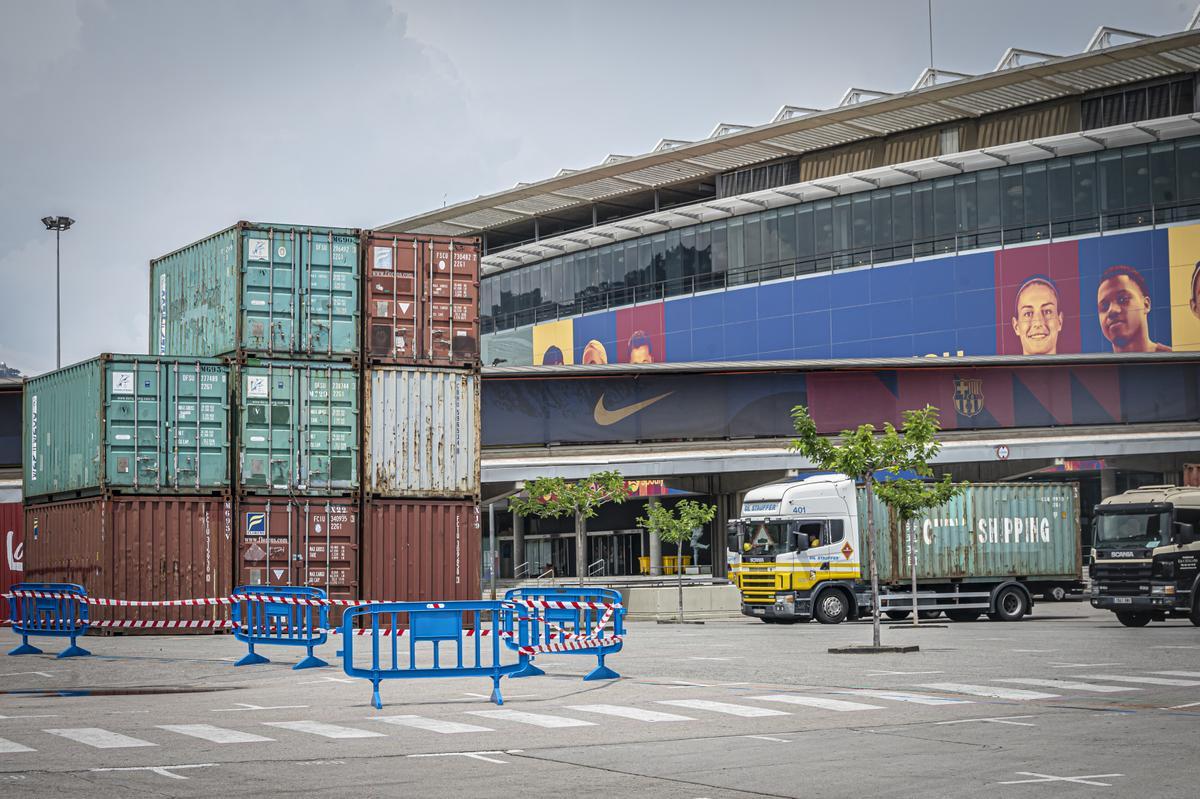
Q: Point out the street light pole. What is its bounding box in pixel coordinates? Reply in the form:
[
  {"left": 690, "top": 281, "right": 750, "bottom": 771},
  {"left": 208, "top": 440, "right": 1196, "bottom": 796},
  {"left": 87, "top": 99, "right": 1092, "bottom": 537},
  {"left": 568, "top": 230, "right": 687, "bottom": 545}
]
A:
[{"left": 41, "top": 216, "right": 74, "bottom": 369}]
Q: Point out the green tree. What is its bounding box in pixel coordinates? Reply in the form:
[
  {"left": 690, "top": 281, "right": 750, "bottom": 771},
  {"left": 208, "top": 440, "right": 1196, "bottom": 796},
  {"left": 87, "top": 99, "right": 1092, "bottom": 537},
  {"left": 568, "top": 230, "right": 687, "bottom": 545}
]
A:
[
  {"left": 510, "top": 470, "right": 632, "bottom": 582},
  {"left": 873, "top": 474, "right": 964, "bottom": 624},
  {"left": 789, "top": 404, "right": 948, "bottom": 648},
  {"left": 638, "top": 499, "right": 717, "bottom": 622}
]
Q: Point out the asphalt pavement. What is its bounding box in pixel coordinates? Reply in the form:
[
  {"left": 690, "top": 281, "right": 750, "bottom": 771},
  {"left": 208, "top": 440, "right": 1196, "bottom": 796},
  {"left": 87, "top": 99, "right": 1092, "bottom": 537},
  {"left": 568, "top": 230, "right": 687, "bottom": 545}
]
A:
[{"left": 1, "top": 602, "right": 1198, "bottom": 798}]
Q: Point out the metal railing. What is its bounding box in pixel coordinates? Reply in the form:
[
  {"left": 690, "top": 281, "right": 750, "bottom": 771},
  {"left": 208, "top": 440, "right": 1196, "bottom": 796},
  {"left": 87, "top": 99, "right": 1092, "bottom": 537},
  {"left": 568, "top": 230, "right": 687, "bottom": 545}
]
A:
[
  {"left": 514, "top": 561, "right": 530, "bottom": 580},
  {"left": 587, "top": 559, "right": 607, "bottom": 579},
  {"left": 535, "top": 568, "right": 555, "bottom": 587}
]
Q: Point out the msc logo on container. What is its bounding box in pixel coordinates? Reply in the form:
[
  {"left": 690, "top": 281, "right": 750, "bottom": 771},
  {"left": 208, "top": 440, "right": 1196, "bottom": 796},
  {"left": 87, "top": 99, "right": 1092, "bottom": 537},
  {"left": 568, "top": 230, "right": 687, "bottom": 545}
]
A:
[{"left": 245, "top": 512, "right": 266, "bottom": 537}]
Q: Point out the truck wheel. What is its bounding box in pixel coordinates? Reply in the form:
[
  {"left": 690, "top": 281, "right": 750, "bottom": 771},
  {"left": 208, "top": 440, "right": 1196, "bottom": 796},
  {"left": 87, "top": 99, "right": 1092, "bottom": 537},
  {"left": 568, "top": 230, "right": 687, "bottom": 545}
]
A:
[
  {"left": 814, "top": 591, "right": 849, "bottom": 624},
  {"left": 1116, "top": 611, "right": 1152, "bottom": 628},
  {"left": 990, "top": 586, "right": 1028, "bottom": 622},
  {"left": 885, "top": 610, "right": 910, "bottom": 621},
  {"left": 946, "top": 610, "right": 981, "bottom": 622},
  {"left": 917, "top": 610, "right": 941, "bottom": 620}
]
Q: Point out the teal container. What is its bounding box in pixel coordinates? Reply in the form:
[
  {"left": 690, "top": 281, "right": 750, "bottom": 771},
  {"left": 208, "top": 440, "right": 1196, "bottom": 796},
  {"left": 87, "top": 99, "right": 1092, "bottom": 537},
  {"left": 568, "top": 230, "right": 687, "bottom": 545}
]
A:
[
  {"left": 237, "top": 359, "right": 359, "bottom": 495},
  {"left": 23, "top": 355, "right": 232, "bottom": 501},
  {"left": 150, "top": 222, "right": 359, "bottom": 360},
  {"left": 858, "top": 482, "right": 1081, "bottom": 584}
]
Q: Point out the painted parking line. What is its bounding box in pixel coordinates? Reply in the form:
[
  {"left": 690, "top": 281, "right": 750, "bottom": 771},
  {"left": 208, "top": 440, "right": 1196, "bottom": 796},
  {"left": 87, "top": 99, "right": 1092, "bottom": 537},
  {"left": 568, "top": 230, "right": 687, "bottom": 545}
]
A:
[
  {"left": 752, "top": 695, "right": 884, "bottom": 712},
  {"left": 373, "top": 716, "right": 495, "bottom": 734},
  {"left": 995, "top": 678, "right": 1137, "bottom": 694},
  {"left": 832, "top": 690, "right": 973, "bottom": 706},
  {"left": 917, "top": 683, "right": 1059, "bottom": 701},
  {"left": 656, "top": 700, "right": 789, "bottom": 718},
  {"left": 566, "top": 705, "right": 696, "bottom": 722},
  {"left": 0, "top": 738, "right": 35, "bottom": 754},
  {"left": 158, "top": 725, "right": 275, "bottom": 744},
  {"left": 467, "top": 710, "right": 595, "bottom": 729},
  {"left": 262, "top": 721, "right": 386, "bottom": 739},
  {"left": 1076, "top": 674, "right": 1200, "bottom": 687},
  {"left": 46, "top": 728, "right": 157, "bottom": 749},
  {"left": 1152, "top": 671, "right": 1200, "bottom": 679}
]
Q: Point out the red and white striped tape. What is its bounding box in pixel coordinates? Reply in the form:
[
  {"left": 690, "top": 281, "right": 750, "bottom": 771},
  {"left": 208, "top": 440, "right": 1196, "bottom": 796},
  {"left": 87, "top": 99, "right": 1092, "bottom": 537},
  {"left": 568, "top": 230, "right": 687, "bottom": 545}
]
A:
[{"left": 518, "top": 636, "right": 623, "bottom": 655}]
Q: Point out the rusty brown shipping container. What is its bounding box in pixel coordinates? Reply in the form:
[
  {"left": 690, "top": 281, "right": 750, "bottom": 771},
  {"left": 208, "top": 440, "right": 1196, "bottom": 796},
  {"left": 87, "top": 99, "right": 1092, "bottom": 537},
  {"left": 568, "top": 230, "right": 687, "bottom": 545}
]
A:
[
  {"left": 363, "top": 499, "right": 480, "bottom": 604},
  {"left": 362, "top": 232, "right": 481, "bottom": 367},
  {"left": 23, "top": 495, "right": 233, "bottom": 631},
  {"left": 236, "top": 496, "right": 359, "bottom": 625}
]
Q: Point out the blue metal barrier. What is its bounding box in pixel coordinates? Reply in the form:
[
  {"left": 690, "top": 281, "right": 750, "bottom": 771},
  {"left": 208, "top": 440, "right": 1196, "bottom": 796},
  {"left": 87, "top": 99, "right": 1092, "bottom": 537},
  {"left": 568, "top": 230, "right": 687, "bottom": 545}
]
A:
[
  {"left": 231, "top": 586, "right": 329, "bottom": 670},
  {"left": 6, "top": 583, "right": 91, "bottom": 658},
  {"left": 503, "top": 588, "right": 625, "bottom": 681},
  {"left": 341, "top": 601, "right": 530, "bottom": 710}
]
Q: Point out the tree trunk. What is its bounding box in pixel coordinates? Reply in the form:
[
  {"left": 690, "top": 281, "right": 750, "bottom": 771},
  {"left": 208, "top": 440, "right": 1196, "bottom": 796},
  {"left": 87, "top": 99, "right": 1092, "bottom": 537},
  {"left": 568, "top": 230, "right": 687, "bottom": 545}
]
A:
[
  {"left": 575, "top": 510, "right": 587, "bottom": 586},
  {"left": 677, "top": 539, "right": 685, "bottom": 622},
  {"left": 865, "top": 477, "right": 882, "bottom": 648}
]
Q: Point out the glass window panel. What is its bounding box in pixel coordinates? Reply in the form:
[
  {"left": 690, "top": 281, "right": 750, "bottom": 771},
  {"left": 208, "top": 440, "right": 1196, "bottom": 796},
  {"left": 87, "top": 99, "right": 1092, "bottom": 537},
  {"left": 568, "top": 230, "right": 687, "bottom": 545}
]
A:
[
  {"left": 1073, "top": 154, "right": 1097, "bottom": 218},
  {"left": 1102, "top": 94, "right": 1123, "bottom": 127},
  {"left": 680, "top": 228, "right": 696, "bottom": 280},
  {"left": 891, "top": 187, "right": 913, "bottom": 244},
  {"left": 711, "top": 220, "right": 729, "bottom": 273},
  {"left": 586, "top": 250, "right": 599, "bottom": 294},
  {"left": 977, "top": 170, "right": 1000, "bottom": 230},
  {"left": 1123, "top": 87, "right": 1146, "bottom": 124},
  {"left": 499, "top": 272, "right": 512, "bottom": 314},
  {"left": 871, "top": 189, "right": 892, "bottom": 248},
  {"left": 1172, "top": 79, "right": 1194, "bottom": 115},
  {"left": 664, "top": 230, "right": 681, "bottom": 283},
  {"left": 696, "top": 223, "right": 712, "bottom": 276},
  {"left": 796, "top": 205, "right": 814, "bottom": 258},
  {"left": 727, "top": 217, "right": 745, "bottom": 272},
  {"left": 517, "top": 267, "right": 531, "bottom": 311},
  {"left": 813, "top": 200, "right": 833, "bottom": 255},
  {"left": 1048, "top": 160, "right": 1072, "bottom": 221},
  {"left": 1123, "top": 145, "right": 1150, "bottom": 210},
  {"left": 1178, "top": 139, "right": 1200, "bottom": 202},
  {"left": 955, "top": 174, "right": 977, "bottom": 232},
  {"left": 744, "top": 215, "right": 763, "bottom": 268},
  {"left": 611, "top": 248, "right": 624, "bottom": 293},
  {"left": 933, "top": 178, "right": 956, "bottom": 237},
  {"left": 777, "top": 207, "right": 797, "bottom": 266},
  {"left": 598, "top": 246, "right": 613, "bottom": 291},
  {"left": 1000, "top": 166, "right": 1024, "bottom": 230},
  {"left": 1023, "top": 162, "right": 1048, "bottom": 225},
  {"left": 623, "top": 242, "right": 638, "bottom": 288},
  {"left": 1098, "top": 150, "right": 1124, "bottom": 213},
  {"left": 852, "top": 194, "right": 872, "bottom": 249},
  {"left": 832, "top": 197, "right": 852, "bottom": 253},
  {"left": 638, "top": 239, "right": 653, "bottom": 287},
  {"left": 762, "top": 210, "right": 780, "bottom": 267},
  {"left": 1150, "top": 142, "right": 1176, "bottom": 205},
  {"left": 651, "top": 233, "right": 667, "bottom": 286},
  {"left": 912, "top": 183, "right": 933, "bottom": 242}
]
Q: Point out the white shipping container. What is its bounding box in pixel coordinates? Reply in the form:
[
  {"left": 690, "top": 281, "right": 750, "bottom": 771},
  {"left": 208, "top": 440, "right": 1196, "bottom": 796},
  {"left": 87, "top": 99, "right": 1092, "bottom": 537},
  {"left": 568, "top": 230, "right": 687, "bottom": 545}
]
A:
[{"left": 365, "top": 367, "right": 480, "bottom": 498}]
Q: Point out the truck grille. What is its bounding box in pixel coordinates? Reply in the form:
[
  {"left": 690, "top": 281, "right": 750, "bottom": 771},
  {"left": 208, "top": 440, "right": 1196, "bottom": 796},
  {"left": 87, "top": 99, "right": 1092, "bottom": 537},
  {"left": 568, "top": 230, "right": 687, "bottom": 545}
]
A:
[
  {"left": 738, "top": 565, "right": 783, "bottom": 603},
  {"left": 1091, "top": 562, "right": 1151, "bottom": 596}
]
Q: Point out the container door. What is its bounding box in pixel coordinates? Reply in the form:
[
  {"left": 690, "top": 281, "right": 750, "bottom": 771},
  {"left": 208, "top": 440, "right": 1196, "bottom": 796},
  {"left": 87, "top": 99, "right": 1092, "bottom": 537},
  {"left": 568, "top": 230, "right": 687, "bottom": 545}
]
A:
[
  {"left": 240, "top": 364, "right": 298, "bottom": 491},
  {"left": 293, "top": 500, "right": 358, "bottom": 606},
  {"left": 105, "top": 360, "right": 165, "bottom": 491},
  {"left": 427, "top": 239, "right": 480, "bottom": 363},
  {"left": 299, "top": 367, "right": 358, "bottom": 494},
  {"left": 366, "top": 238, "right": 420, "bottom": 362},
  {"left": 239, "top": 499, "right": 294, "bottom": 588},
  {"left": 242, "top": 230, "right": 298, "bottom": 353},
  {"left": 169, "top": 362, "right": 230, "bottom": 491},
  {"left": 301, "top": 231, "right": 359, "bottom": 357}
]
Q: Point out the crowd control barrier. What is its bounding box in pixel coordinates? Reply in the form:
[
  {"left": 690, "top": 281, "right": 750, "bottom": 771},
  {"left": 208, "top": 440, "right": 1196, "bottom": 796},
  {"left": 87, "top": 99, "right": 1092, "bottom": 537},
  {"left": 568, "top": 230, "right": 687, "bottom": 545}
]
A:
[
  {"left": 504, "top": 588, "right": 625, "bottom": 681},
  {"left": 6, "top": 583, "right": 91, "bottom": 658},
  {"left": 231, "top": 586, "right": 329, "bottom": 670},
  {"left": 341, "top": 601, "right": 529, "bottom": 710}
]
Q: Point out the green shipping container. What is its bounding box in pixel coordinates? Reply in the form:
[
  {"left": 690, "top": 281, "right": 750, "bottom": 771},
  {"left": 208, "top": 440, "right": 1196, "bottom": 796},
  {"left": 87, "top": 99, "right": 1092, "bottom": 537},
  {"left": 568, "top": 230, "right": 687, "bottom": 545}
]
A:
[
  {"left": 150, "top": 222, "right": 359, "bottom": 360},
  {"left": 23, "top": 355, "right": 231, "bottom": 501},
  {"left": 858, "top": 482, "right": 1081, "bottom": 584},
  {"left": 238, "top": 360, "right": 359, "bottom": 495}
]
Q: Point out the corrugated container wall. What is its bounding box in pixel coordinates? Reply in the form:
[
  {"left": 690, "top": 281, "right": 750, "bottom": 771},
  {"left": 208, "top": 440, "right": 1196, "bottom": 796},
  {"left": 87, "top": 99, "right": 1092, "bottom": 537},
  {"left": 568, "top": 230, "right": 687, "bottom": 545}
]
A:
[
  {"left": 24, "top": 496, "right": 233, "bottom": 629},
  {"left": 23, "top": 355, "right": 231, "bottom": 502},
  {"left": 1, "top": 500, "right": 23, "bottom": 622},
  {"left": 236, "top": 497, "right": 358, "bottom": 625},
  {"left": 237, "top": 360, "right": 359, "bottom": 495},
  {"left": 365, "top": 368, "right": 479, "bottom": 498},
  {"left": 150, "top": 223, "right": 359, "bottom": 361},
  {"left": 858, "top": 482, "right": 1081, "bottom": 584},
  {"left": 362, "top": 232, "right": 480, "bottom": 366},
  {"left": 363, "top": 499, "right": 480, "bottom": 603}
]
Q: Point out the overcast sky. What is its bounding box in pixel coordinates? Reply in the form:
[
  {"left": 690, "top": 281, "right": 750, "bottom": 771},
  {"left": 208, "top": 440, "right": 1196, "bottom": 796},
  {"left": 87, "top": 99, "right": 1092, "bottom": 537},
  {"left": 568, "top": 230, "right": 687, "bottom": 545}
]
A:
[{"left": 1, "top": 0, "right": 1193, "bottom": 375}]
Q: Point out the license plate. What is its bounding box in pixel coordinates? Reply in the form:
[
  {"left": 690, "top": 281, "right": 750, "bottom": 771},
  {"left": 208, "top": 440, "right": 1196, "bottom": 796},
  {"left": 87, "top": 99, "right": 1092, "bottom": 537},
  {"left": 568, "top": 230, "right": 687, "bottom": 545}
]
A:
[
  {"left": 1113, "top": 597, "right": 1132, "bottom": 605},
  {"left": 749, "top": 606, "right": 765, "bottom": 614}
]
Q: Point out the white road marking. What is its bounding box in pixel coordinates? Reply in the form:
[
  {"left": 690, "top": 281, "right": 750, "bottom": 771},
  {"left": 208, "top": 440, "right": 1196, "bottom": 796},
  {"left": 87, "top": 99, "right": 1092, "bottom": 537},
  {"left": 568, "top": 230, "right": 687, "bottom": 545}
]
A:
[
  {"left": 46, "top": 728, "right": 157, "bottom": 749},
  {"left": 373, "top": 716, "right": 495, "bottom": 734},
  {"left": 158, "top": 725, "right": 275, "bottom": 744},
  {"left": 1049, "top": 663, "right": 1123, "bottom": 668},
  {"left": 0, "top": 737, "right": 35, "bottom": 754},
  {"left": 1152, "top": 671, "right": 1200, "bottom": 679},
  {"left": 213, "top": 703, "right": 309, "bottom": 712},
  {"left": 1166, "top": 701, "right": 1200, "bottom": 709},
  {"left": 1011, "top": 649, "right": 1056, "bottom": 653},
  {"left": 566, "top": 705, "right": 695, "bottom": 722},
  {"left": 408, "top": 751, "right": 515, "bottom": 764},
  {"left": 0, "top": 714, "right": 59, "bottom": 720},
  {"left": 865, "top": 670, "right": 944, "bottom": 676},
  {"left": 833, "top": 689, "right": 973, "bottom": 706},
  {"left": 917, "top": 683, "right": 1059, "bottom": 700},
  {"left": 935, "top": 715, "right": 1037, "bottom": 727},
  {"left": 263, "top": 721, "right": 385, "bottom": 739},
  {"left": 1149, "top": 645, "right": 1200, "bottom": 650},
  {"left": 0, "top": 672, "right": 56, "bottom": 678},
  {"left": 995, "top": 678, "right": 1136, "bottom": 694},
  {"left": 666, "top": 681, "right": 749, "bottom": 687},
  {"left": 89, "top": 764, "right": 216, "bottom": 781},
  {"left": 752, "top": 695, "right": 884, "bottom": 712},
  {"left": 461, "top": 693, "right": 538, "bottom": 701},
  {"left": 687, "top": 657, "right": 745, "bottom": 661},
  {"left": 656, "top": 700, "right": 789, "bottom": 717},
  {"left": 467, "top": 710, "right": 595, "bottom": 728},
  {"left": 998, "top": 772, "right": 1123, "bottom": 787},
  {"left": 1077, "top": 674, "right": 1200, "bottom": 687},
  {"left": 744, "top": 735, "right": 791, "bottom": 743},
  {"left": 297, "top": 676, "right": 354, "bottom": 685}
]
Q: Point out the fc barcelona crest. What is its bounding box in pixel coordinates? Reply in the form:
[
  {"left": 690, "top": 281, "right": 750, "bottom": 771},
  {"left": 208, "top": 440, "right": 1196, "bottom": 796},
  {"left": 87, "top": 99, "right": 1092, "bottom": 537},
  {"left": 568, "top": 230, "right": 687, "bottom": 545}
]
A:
[{"left": 953, "top": 377, "right": 985, "bottom": 417}]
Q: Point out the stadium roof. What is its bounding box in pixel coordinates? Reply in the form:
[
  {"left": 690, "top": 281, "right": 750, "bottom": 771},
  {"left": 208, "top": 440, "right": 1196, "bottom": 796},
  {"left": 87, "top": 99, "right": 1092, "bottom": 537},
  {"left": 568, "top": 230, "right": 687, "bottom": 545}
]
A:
[{"left": 380, "top": 24, "right": 1200, "bottom": 248}]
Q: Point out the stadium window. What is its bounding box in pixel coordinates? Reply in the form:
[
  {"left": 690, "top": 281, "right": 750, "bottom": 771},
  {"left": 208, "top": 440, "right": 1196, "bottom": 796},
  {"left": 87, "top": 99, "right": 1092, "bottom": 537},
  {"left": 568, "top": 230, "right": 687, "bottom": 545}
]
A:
[
  {"left": 1150, "top": 142, "right": 1176, "bottom": 205},
  {"left": 912, "top": 183, "right": 933, "bottom": 246},
  {"left": 1123, "top": 145, "right": 1151, "bottom": 212},
  {"left": 1172, "top": 78, "right": 1194, "bottom": 115},
  {"left": 711, "top": 220, "right": 729, "bottom": 274},
  {"left": 813, "top": 200, "right": 833, "bottom": 257},
  {"left": 871, "top": 189, "right": 892, "bottom": 250},
  {"left": 695, "top": 224, "right": 712, "bottom": 277},
  {"left": 777, "top": 206, "right": 798, "bottom": 268},
  {"left": 795, "top": 204, "right": 814, "bottom": 262},
  {"left": 939, "top": 127, "right": 960, "bottom": 155},
  {"left": 851, "top": 194, "right": 872, "bottom": 251},
  {"left": 651, "top": 233, "right": 667, "bottom": 286},
  {"left": 1097, "top": 150, "right": 1124, "bottom": 214},
  {"left": 1023, "top": 162, "right": 1049, "bottom": 236},
  {"left": 1178, "top": 139, "right": 1200, "bottom": 201},
  {"left": 832, "top": 196, "right": 852, "bottom": 254},
  {"left": 638, "top": 239, "right": 653, "bottom": 288},
  {"left": 933, "top": 178, "right": 956, "bottom": 240},
  {"left": 891, "top": 186, "right": 913, "bottom": 245},
  {"left": 622, "top": 241, "right": 638, "bottom": 292},
  {"left": 680, "top": 227, "right": 697, "bottom": 280},
  {"left": 598, "top": 245, "right": 613, "bottom": 292},
  {"left": 1048, "top": 160, "right": 1073, "bottom": 221},
  {"left": 763, "top": 210, "right": 780, "bottom": 271},
  {"left": 955, "top": 173, "right": 978, "bottom": 233},
  {"left": 977, "top": 169, "right": 1000, "bottom": 231},
  {"left": 1073, "top": 154, "right": 1098, "bottom": 220},
  {"left": 744, "top": 215, "right": 763, "bottom": 269},
  {"left": 727, "top": 217, "right": 745, "bottom": 273},
  {"left": 1123, "top": 87, "right": 1147, "bottom": 125},
  {"left": 612, "top": 247, "right": 625, "bottom": 292},
  {"left": 664, "top": 230, "right": 682, "bottom": 288},
  {"left": 1000, "top": 166, "right": 1024, "bottom": 233}
]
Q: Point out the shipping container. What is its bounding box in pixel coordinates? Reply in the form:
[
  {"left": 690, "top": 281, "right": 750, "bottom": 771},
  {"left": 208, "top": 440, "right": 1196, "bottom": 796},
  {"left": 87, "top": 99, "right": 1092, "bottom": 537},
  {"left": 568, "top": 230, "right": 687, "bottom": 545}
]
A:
[
  {"left": 23, "top": 495, "right": 233, "bottom": 630},
  {"left": 858, "top": 482, "right": 1081, "bottom": 584},
  {"left": 150, "top": 222, "right": 359, "bottom": 360},
  {"left": 364, "top": 367, "right": 479, "bottom": 498},
  {"left": 1, "top": 490, "right": 23, "bottom": 623},
  {"left": 362, "top": 232, "right": 480, "bottom": 366},
  {"left": 237, "top": 360, "right": 359, "bottom": 496},
  {"left": 363, "top": 499, "right": 480, "bottom": 603},
  {"left": 23, "top": 355, "right": 231, "bottom": 502},
  {"left": 236, "top": 496, "right": 358, "bottom": 625}
]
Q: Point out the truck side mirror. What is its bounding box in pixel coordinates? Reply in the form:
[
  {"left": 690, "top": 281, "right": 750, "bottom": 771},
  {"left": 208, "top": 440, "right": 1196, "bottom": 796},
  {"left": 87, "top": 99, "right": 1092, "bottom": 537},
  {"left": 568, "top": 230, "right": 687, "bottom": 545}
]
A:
[
  {"left": 1174, "top": 522, "right": 1196, "bottom": 546},
  {"left": 726, "top": 528, "right": 740, "bottom": 552}
]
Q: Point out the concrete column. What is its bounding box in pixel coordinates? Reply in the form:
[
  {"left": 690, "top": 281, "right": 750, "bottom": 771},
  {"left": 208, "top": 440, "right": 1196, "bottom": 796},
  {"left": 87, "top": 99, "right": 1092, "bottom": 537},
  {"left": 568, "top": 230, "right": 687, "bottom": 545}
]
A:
[
  {"left": 647, "top": 498, "right": 663, "bottom": 576},
  {"left": 512, "top": 511, "right": 525, "bottom": 577},
  {"left": 1100, "top": 468, "right": 1118, "bottom": 501}
]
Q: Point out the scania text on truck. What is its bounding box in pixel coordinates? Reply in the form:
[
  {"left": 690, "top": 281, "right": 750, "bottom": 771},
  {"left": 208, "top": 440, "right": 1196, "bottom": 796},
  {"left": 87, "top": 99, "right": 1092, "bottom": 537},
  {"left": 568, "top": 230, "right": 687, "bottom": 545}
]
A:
[{"left": 728, "top": 474, "right": 1081, "bottom": 624}]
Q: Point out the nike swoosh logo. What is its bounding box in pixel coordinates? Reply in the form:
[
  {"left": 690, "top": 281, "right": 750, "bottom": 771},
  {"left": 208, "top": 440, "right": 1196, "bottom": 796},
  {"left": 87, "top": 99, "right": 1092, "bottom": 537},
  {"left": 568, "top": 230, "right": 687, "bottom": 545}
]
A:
[{"left": 593, "top": 392, "right": 673, "bottom": 426}]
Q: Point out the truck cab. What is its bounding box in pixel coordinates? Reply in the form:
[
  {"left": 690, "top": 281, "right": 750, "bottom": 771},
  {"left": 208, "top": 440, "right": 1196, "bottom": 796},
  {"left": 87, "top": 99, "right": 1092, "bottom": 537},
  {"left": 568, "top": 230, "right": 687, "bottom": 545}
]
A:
[{"left": 1090, "top": 485, "right": 1200, "bottom": 627}]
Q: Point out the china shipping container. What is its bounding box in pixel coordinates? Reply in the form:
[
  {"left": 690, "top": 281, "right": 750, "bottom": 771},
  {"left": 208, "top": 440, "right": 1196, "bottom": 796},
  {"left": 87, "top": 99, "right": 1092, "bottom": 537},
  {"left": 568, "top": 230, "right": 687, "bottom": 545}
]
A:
[
  {"left": 361, "top": 232, "right": 480, "bottom": 366},
  {"left": 363, "top": 499, "right": 480, "bottom": 603},
  {"left": 859, "top": 482, "right": 1082, "bottom": 584},
  {"left": 1, "top": 490, "right": 23, "bottom": 623},
  {"left": 150, "top": 222, "right": 360, "bottom": 361},
  {"left": 23, "top": 355, "right": 231, "bottom": 503},
  {"left": 23, "top": 495, "right": 233, "bottom": 631},
  {"left": 237, "top": 360, "right": 359, "bottom": 496},
  {"left": 236, "top": 496, "right": 358, "bottom": 625},
  {"left": 364, "top": 367, "right": 480, "bottom": 498}
]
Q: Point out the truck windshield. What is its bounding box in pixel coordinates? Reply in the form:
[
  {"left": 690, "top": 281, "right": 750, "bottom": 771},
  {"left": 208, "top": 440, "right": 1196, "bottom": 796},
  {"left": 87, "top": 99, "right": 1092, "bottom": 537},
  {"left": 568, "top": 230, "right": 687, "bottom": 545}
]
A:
[
  {"left": 742, "top": 520, "right": 823, "bottom": 557},
  {"left": 1094, "top": 512, "right": 1169, "bottom": 548}
]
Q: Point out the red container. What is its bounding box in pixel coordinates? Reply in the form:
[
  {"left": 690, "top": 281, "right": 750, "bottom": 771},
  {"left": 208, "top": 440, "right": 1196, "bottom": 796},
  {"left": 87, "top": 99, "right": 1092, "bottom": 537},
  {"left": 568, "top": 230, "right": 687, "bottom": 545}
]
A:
[
  {"left": 362, "top": 232, "right": 480, "bottom": 367},
  {"left": 1185, "top": 464, "right": 1200, "bottom": 488},
  {"left": 23, "top": 495, "right": 234, "bottom": 631},
  {"left": 363, "top": 499, "right": 480, "bottom": 603},
  {"left": 236, "top": 496, "right": 359, "bottom": 625},
  {"left": 1, "top": 501, "right": 23, "bottom": 622}
]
